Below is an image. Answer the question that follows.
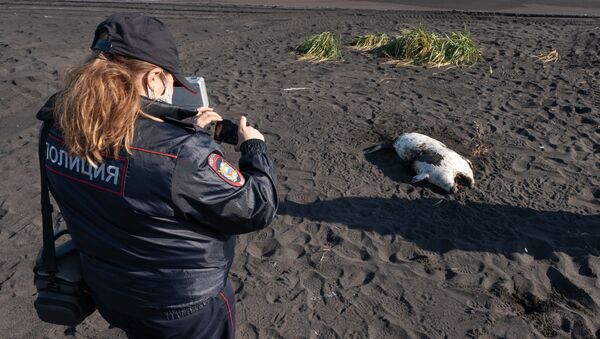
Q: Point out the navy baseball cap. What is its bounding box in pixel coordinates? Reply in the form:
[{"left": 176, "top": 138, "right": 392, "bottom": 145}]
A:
[{"left": 91, "top": 12, "right": 196, "bottom": 93}]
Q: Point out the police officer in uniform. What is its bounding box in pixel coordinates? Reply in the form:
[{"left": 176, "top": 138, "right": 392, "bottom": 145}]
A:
[{"left": 36, "top": 13, "right": 278, "bottom": 338}]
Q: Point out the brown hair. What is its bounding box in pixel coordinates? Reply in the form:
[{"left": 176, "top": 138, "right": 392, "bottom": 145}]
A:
[{"left": 54, "top": 53, "right": 158, "bottom": 165}]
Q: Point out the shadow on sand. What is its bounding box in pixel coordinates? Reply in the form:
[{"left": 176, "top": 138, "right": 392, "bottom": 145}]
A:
[
  {"left": 280, "top": 149, "right": 600, "bottom": 259},
  {"left": 280, "top": 197, "right": 600, "bottom": 259}
]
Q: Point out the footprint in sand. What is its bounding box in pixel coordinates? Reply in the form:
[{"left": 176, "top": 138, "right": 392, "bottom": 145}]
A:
[
  {"left": 278, "top": 228, "right": 311, "bottom": 246},
  {"left": 281, "top": 244, "right": 306, "bottom": 260},
  {"left": 339, "top": 270, "right": 375, "bottom": 289},
  {"left": 299, "top": 269, "right": 325, "bottom": 300},
  {"left": 246, "top": 239, "right": 279, "bottom": 258},
  {"left": 511, "top": 156, "right": 534, "bottom": 173},
  {"left": 546, "top": 266, "right": 597, "bottom": 311},
  {"left": 281, "top": 157, "right": 318, "bottom": 203}
]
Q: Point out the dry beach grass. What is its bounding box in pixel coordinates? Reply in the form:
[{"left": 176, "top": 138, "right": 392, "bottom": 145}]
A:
[
  {"left": 351, "top": 33, "right": 390, "bottom": 51},
  {"left": 297, "top": 31, "right": 342, "bottom": 62},
  {"left": 533, "top": 49, "right": 560, "bottom": 63},
  {"left": 373, "top": 26, "right": 481, "bottom": 67}
]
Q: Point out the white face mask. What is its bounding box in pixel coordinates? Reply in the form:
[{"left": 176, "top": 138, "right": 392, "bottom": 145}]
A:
[{"left": 147, "top": 72, "right": 173, "bottom": 104}]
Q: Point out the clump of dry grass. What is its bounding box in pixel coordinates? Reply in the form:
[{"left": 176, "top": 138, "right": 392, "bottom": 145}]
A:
[
  {"left": 373, "top": 26, "right": 480, "bottom": 67},
  {"left": 297, "top": 31, "right": 342, "bottom": 62},
  {"left": 351, "top": 33, "right": 390, "bottom": 51},
  {"left": 443, "top": 30, "right": 481, "bottom": 66},
  {"left": 373, "top": 26, "right": 442, "bottom": 65},
  {"left": 532, "top": 49, "right": 559, "bottom": 63}
]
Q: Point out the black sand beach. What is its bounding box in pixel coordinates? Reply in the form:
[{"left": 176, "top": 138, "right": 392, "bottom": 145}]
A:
[
  {"left": 204, "top": 0, "right": 600, "bottom": 15},
  {"left": 0, "top": 1, "right": 599, "bottom": 338}
]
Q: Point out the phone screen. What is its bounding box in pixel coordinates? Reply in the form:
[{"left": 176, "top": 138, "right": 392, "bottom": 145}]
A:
[{"left": 214, "top": 119, "right": 239, "bottom": 145}]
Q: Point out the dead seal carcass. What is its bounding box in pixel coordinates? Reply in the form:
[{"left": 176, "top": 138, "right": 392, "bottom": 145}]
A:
[{"left": 364, "top": 133, "right": 474, "bottom": 193}]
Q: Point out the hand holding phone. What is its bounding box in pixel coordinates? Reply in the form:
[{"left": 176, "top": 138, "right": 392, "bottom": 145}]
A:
[
  {"left": 237, "top": 116, "right": 264, "bottom": 145},
  {"left": 194, "top": 107, "right": 222, "bottom": 129}
]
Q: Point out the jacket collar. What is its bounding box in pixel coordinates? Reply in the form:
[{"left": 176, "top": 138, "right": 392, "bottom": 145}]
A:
[
  {"left": 141, "top": 96, "right": 198, "bottom": 120},
  {"left": 36, "top": 94, "right": 57, "bottom": 122},
  {"left": 36, "top": 94, "right": 198, "bottom": 122}
]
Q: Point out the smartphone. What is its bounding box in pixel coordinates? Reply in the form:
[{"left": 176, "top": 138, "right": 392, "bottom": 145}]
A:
[{"left": 214, "top": 119, "right": 239, "bottom": 145}]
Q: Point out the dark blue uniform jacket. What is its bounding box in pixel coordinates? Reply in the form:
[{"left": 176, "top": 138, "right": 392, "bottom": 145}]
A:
[{"left": 36, "top": 95, "right": 278, "bottom": 316}]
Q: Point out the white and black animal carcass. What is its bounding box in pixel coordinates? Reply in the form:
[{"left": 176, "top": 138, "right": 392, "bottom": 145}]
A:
[{"left": 365, "top": 133, "right": 474, "bottom": 193}]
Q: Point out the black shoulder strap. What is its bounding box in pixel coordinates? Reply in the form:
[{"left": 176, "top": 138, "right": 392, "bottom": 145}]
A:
[
  {"left": 38, "top": 121, "right": 58, "bottom": 275},
  {"left": 162, "top": 116, "right": 197, "bottom": 132}
]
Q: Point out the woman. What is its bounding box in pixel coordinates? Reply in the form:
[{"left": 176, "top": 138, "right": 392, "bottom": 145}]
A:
[{"left": 36, "top": 13, "right": 278, "bottom": 339}]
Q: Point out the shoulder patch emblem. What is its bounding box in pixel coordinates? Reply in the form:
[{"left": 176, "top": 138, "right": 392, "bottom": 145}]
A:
[{"left": 208, "top": 153, "right": 245, "bottom": 187}]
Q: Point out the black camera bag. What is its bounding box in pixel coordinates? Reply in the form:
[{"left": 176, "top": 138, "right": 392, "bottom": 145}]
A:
[{"left": 33, "top": 121, "right": 95, "bottom": 326}]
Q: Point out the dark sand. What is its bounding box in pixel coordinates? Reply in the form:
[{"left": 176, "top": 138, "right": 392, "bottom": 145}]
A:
[
  {"left": 0, "top": 1, "right": 599, "bottom": 338},
  {"left": 203, "top": 0, "right": 600, "bottom": 16}
]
